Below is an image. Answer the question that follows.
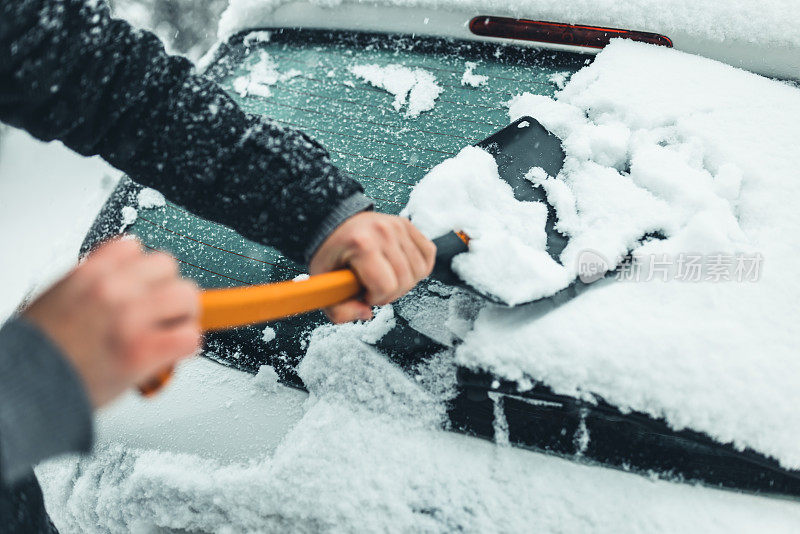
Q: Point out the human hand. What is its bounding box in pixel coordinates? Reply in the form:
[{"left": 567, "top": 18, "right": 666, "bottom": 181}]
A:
[
  {"left": 23, "top": 238, "right": 201, "bottom": 408},
  {"left": 309, "top": 212, "right": 436, "bottom": 324}
]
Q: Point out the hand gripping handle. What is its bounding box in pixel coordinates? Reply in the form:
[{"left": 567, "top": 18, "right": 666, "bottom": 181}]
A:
[{"left": 137, "top": 231, "right": 468, "bottom": 396}]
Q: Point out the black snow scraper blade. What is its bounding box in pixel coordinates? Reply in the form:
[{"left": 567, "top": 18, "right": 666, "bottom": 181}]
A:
[
  {"left": 426, "top": 116, "right": 570, "bottom": 300},
  {"left": 428, "top": 116, "right": 615, "bottom": 307}
]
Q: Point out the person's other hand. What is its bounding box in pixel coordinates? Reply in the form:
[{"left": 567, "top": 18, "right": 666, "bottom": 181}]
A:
[
  {"left": 23, "top": 238, "right": 201, "bottom": 408},
  {"left": 309, "top": 212, "right": 436, "bottom": 324}
]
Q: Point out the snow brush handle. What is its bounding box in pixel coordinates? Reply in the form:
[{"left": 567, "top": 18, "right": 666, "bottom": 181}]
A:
[
  {"left": 137, "top": 270, "right": 360, "bottom": 397},
  {"left": 137, "top": 231, "right": 468, "bottom": 397},
  {"left": 200, "top": 270, "right": 362, "bottom": 331},
  {"left": 199, "top": 230, "right": 469, "bottom": 331}
]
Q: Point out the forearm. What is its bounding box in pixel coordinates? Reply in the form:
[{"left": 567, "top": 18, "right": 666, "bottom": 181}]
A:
[
  {"left": 0, "top": 318, "right": 93, "bottom": 486},
  {"left": 0, "top": 0, "right": 366, "bottom": 263}
]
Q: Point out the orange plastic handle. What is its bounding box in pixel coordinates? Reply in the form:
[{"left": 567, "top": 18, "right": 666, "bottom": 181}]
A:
[
  {"left": 137, "top": 367, "right": 175, "bottom": 398},
  {"left": 137, "top": 270, "right": 362, "bottom": 397},
  {"left": 200, "top": 269, "right": 363, "bottom": 331},
  {"left": 137, "top": 230, "right": 469, "bottom": 396}
]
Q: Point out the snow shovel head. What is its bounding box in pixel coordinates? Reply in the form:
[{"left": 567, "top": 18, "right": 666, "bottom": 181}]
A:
[{"left": 428, "top": 116, "right": 568, "bottom": 303}]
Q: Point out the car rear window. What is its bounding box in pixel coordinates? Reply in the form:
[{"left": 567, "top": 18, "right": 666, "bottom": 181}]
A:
[{"left": 128, "top": 29, "right": 586, "bottom": 288}]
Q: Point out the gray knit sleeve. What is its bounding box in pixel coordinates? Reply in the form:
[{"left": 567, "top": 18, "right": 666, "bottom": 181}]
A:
[
  {"left": 0, "top": 318, "right": 93, "bottom": 485},
  {"left": 303, "top": 192, "right": 374, "bottom": 264}
]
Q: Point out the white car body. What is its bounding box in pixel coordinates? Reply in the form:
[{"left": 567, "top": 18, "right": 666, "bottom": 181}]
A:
[
  {"left": 47, "top": 2, "right": 798, "bottom": 531},
  {"left": 97, "top": 358, "right": 307, "bottom": 463}
]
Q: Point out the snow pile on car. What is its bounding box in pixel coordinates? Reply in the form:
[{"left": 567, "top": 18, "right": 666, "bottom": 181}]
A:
[
  {"left": 219, "top": 0, "right": 800, "bottom": 48},
  {"left": 349, "top": 64, "right": 442, "bottom": 117},
  {"left": 406, "top": 44, "right": 763, "bottom": 305},
  {"left": 422, "top": 40, "right": 800, "bottom": 469},
  {"left": 404, "top": 146, "right": 572, "bottom": 304},
  {"left": 461, "top": 61, "right": 488, "bottom": 87},
  {"left": 137, "top": 187, "right": 166, "bottom": 209},
  {"left": 232, "top": 50, "right": 301, "bottom": 98},
  {"left": 37, "top": 326, "right": 800, "bottom": 533}
]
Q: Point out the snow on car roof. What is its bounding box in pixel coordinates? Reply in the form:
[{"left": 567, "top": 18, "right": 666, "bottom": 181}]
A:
[
  {"left": 407, "top": 40, "right": 800, "bottom": 469},
  {"left": 220, "top": 0, "right": 800, "bottom": 48}
]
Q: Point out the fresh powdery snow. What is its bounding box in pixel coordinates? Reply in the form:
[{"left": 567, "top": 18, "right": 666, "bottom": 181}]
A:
[
  {"left": 349, "top": 64, "right": 442, "bottom": 117},
  {"left": 36, "top": 327, "right": 800, "bottom": 533},
  {"left": 243, "top": 30, "right": 271, "bottom": 47},
  {"left": 233, "top": 51, "right": 301, "bottom": 98},
  {"left": 404, "top": 146, "right": 572, "bottom": 304},
  {"left": 461, "top": 61, "right": 488, "bottom": 87},
  {"left": 261, "top": 325, "right": 276, "bottom": 343},
  {"left": 119, "top": 205, "right": 138, "bottom": 230},
  {"left": 548, "top": 71, "right": 570, "bottom": 89},
  {"left": 253, "top": 364, "right": 281, "bottom": 393},
  {"left": 413, "top": 40, "right": 800, "bottom": 470},
  {"left": 136, "top": 187, "right": 166, "bottom": 209}
]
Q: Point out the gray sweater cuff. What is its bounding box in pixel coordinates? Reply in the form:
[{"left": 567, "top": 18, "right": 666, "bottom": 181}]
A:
[
  {"left": 0, "top": 317, "right": 93, "bottom": 485},
  {"left": 304, "top": 192, "right": 374, "bottom": 264}
]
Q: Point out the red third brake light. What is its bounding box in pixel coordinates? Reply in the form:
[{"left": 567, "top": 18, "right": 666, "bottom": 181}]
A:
[{"left": 469, "top": 16, "right": 673, "bottom": 49}]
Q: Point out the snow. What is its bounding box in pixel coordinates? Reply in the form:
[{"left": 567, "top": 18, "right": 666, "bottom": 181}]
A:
[
  {"left": 119, "top": 206, "right": 138, "bottom": 230},
  {"left": 261, "top": 325, "right": 276, "bottom": 343},
  {"left": 404, "top": 146, "right": 571, "bottom": 304},
  {"left": 91, "top": 358, "right": 307, "bottom": 463},
  {"left": 349, "top": 63, "right": 442, "bottom": 117},
  {"left": 233, "top": 51, "right": 300, "bottom": 98},
  {"left": 548, "top": 71, "right": 570, "bottom": 89},
  {"left": 353, "top": 304, "right": 396, "bottom": 343},
  {"left": 243, "top": 29, "right": 271, "bottom": 47},
  {"left": 460, "top": 61, "right": 488, "bottom": 87},
  {"left": 298, "top": 317, "right": 452, "bottom": 424},
  {"left": 394, "top": 283, "right": 477, "bottom": 347},
  {"left": 38, "top": 403, "right": 800, "bottom": 533},
  {"left": 35, "top": 318, "right": 800, "bottom": 533},
  {"left": 136, "top": 187, "right": 165, "bottom": 209},
  {"left": 253, "top": 364, "right": 280, "bottom": 392},
  {"left": 440, "top": 40, "right": 800, "bottom": 469},
  {"left": 220, "top": 0, "right": 800, "bottom": 48}
]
